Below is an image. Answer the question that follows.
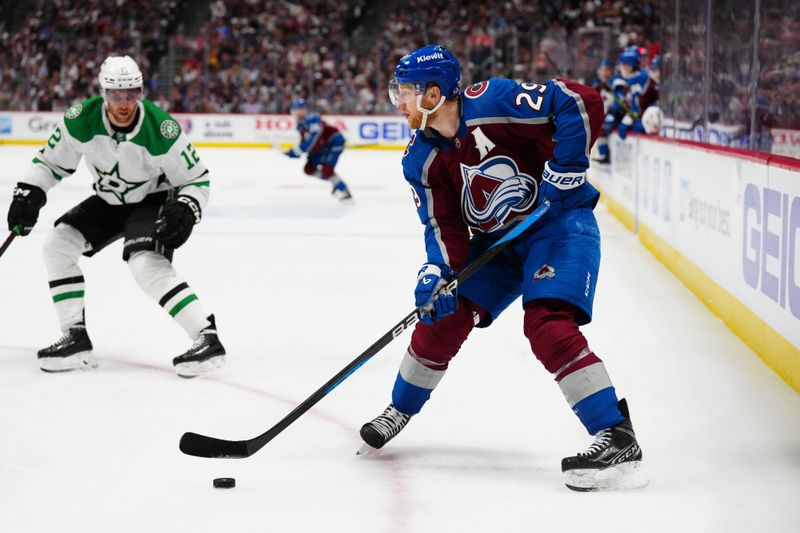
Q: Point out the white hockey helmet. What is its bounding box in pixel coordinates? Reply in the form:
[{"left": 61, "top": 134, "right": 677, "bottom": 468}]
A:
[
  {"left": 98, "top": 56, "right": 143, "bottom": 90},
  {"left": 641, "top": 105, "right": 664, "bottom": 135}
]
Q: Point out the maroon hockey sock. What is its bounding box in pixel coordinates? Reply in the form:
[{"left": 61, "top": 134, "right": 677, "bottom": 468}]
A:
[
  {"left": 320, "top": 164, "right": 335, "bottom": 178},
  {"left": 408, "top": 298, "right": 484, "bottom": 368},
  {"left": 523, "top": 299, "right": 591, "bottom": 374}
]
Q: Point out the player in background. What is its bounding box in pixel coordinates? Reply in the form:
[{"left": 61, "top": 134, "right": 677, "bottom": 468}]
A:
[
  {"left": 638, "top": 55, "right": 663, "bottom": 136},
  {"left": 639, "top": 55, "right": 660, "bottom": 112},
  {"left": 359, "top": 45, "right": 645, "bottom": 491},
  {"left": 5, "top": 56, "right": 226, "bottom": 378},
  {"left": 591, "top": 58, "right": 614, "bottom": 163},
  {"left": 283, "top": 98, "right": 353, "bottom": 201},
  {"left": 597, "top": 56, "right": 631, "bottom": 162},
  {"left": 616, "top": 47, "right": 651, "bottom": 139}
]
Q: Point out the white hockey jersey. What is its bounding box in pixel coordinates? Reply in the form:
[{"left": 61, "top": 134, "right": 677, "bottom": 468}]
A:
[{"left": 24, "top": 96, "right": 210, "bottom": 211}]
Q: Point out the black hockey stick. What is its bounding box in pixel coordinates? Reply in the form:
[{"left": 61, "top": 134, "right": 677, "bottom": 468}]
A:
[
  {"left": 0, "top": 226, "right": 20, "bottom": 260},
  {"left": 179, "top": 200, "right": 551, "bottom": 459}
]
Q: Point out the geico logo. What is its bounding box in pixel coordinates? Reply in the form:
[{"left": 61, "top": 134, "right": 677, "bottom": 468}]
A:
[
  {"left": 416, "top": 53, "right": 444, "bottom": 63},
  {"left": 359, "top": 121, "right": 413, "bottom": 141},
  {"left": 742, "top": 183, "right": 800, "bottom": 318},
  {"left": 28, "top": 116, "right": 59, "bottom": 133}
]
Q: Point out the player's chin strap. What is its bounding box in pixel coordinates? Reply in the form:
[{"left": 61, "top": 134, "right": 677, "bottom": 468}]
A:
[{"left": 416, "top": 94, "right": 446, "bottom": 130}]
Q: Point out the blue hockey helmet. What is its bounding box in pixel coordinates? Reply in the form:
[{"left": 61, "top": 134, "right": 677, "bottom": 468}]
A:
[
  {"left": 619, "top": 47, "right": 640, "bottom": 68},
  {"left": 290, "top": 98, "right": 307, "bottom": 111},
  {"left": 392, "top": 45, "right": 461, "bottom": 101}
]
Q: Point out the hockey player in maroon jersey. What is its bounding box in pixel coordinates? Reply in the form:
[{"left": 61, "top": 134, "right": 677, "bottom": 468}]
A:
[
  {"left": 283, "top": 98, "right": 353, "bottom": 200},
  {"left": 638, "top": 55, "right": 661, "bottom": 115},
  {"left": 359, "top": 45, "right": 646, "bottom": 491}
]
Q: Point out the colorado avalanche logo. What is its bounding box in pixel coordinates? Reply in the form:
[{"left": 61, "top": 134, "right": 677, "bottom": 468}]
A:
[
  {"left": 460, "top": 156, "right": 538, "bottom": 233},
  {"left": 533, "top": 264, "right": 556, "bottom": 281}
]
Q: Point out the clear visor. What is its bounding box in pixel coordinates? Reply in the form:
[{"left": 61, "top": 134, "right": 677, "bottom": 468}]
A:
[
  {"left": 104, "top": 88, "right": 142, "bottom": 103},
  {"left": 388, "top": 78, "right": 421, "bottom": 107}
]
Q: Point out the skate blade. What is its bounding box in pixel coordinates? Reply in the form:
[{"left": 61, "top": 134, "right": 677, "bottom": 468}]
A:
[
  {"left": 332, "top": 190, "right": 353, "bottom": 202},
  {"left": 39, "top": 351, "right": 98, "bottom": 373},
  {"left": 564, "top": 461, "right": 649, "bottom": 492},
  {"left": 175, "top": 355, "right": 227, "bottom": 378},
  {"left": 356, "top": 443, "right": 377, "bottom": 456}
]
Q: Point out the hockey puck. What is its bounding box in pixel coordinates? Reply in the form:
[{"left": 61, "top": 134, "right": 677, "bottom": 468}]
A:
[{"left": 213, "top": 477, "right": 236, "bottom": 489}]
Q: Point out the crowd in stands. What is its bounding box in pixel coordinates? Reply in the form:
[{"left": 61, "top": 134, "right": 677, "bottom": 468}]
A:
[
  {"left": 0, "top": 0, "right": 182, "bottom": 111},
  {"left": 366, "top": 0, "right": 660, "bottom": 113},
  {"left": 166, "top": 0, "right": 369, "bottom": 114},
  {"left": 3, "top": 1, "right": 796, "bottom": 151},
  {"left": 657, "top": 0, "right": 799, "bottom": 152},
  {"left": 751, "top": 13, "right": 800, "bottom": 132},
  {"left": 1, "top": 0, "right": 660, "bottom": 115}
]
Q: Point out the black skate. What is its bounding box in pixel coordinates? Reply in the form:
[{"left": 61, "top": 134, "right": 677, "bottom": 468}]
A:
[
  {"left": 561, "top": 398, "right": 648, "bottom": 491},
  {"left": 172, "top": 315, "right": 226, "bottom": 378},
  {"left": 38, "top": 326, "right": 97, "bottom": 373},
  {"left": 331, "top": 182, "right": 353, "bottom": 201},
  {"left": 358, "top": 404, "right": 411, "bottom": 454}
]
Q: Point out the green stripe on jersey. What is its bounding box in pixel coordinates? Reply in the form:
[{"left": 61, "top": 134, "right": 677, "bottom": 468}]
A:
[
  {"left": 53, "top": 290, "right": 85, "bottom": 302},
  {"left": 33, "top": 157, "right": 64, "bottom": 181},
  {"left": 181, "top": 181, "right": 210, "bottom": 188},
  {"left": 169, "top": 294, "right": 198, "bottom": 317}
]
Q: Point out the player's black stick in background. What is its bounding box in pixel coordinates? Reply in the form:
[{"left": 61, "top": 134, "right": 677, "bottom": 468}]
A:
[
  {"left": 179, "top": 200, "right": 551, "bottom": 459},
  {"left": 0, "top": 226, "right": 20, "bottom": 260}
]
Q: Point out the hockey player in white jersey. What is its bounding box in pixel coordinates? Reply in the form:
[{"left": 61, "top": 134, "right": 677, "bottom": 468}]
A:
[{"left": 5, "top": 56, "right": 225, "bottom": 378}]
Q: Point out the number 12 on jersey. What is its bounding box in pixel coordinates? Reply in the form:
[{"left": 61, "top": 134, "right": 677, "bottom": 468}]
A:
[{"left": 180, "top": 143, "right": 200, "bottom": 170}]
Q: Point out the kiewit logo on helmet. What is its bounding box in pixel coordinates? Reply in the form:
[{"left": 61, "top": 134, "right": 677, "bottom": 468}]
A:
[{"left": 416, "top": 53, "right": 444, "bottom": 63}]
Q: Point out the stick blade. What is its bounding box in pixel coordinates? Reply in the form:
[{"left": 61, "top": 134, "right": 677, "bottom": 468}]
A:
[{"left": 179, "top": 432, "right": 251, "bottom": 458}]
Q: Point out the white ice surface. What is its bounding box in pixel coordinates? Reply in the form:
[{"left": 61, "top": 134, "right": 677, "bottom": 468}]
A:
[{"left": 1, "top": 146, "right": 798, "bottom": 533}]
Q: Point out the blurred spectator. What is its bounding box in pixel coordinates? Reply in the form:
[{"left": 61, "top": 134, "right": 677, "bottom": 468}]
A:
[
  {"left": 1, "top": 0, "right": 661, "bottom": 115},
  {"left": 0, "top": 0, "right": 182, "bottom": 110}
]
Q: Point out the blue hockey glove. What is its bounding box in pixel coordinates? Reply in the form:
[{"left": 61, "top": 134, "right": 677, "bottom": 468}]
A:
[
  {"left": 540, "top": 161, "right": 588, "bottom": 218},
  {"left": 537, "top": 180, "right": 563, "bottom": 218},
  {"left": 284, "top": 148, "right": 301, "bottom": 159},
  {"left": 617, "top": 114, "right": 634, "bottom": 140},
  {"left": 414, "top": 263, "right": 458, "bottom": 325}
]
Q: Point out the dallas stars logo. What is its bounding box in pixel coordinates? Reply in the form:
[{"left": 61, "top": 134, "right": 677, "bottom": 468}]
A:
[{"left": 94, "top": 162, "right": 147, "bottom": 203}]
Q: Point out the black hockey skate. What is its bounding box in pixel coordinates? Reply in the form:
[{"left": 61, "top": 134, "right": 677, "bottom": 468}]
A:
[
  {"left": 331, "top": 181, "right": 353, "bottom": 201},
  {"left": 38, "top": 326, "right": 97, "bottom": 373},
  {"left": 358, "top": 404, "right": 411, "bottom": 453},
  {"left": 561, "top": 398, "right": 648, "bottom": 491},
  {"left": 172, "top": 315, "right": 226, "bottom": 378}
]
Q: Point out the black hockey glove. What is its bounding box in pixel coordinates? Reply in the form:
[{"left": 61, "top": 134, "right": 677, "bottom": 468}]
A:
[
  {"left": 155, "top": 196, "right": 201, "bottom": 249},
  {"left": 7, "top": 182, "right": 46, "bottom": 236}
]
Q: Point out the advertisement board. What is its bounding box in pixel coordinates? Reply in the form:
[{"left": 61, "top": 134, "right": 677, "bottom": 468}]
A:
[
  {"left": 590, "top": 133, "right": 800, "bottom": 392},
  {"left": 0, "top": 111, "right": 412, "bottom": 149}
]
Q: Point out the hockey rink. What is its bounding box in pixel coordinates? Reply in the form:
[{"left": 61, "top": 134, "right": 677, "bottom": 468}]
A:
[{"left": 1, "top": 145, "right": 798, "bottom": 533}]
